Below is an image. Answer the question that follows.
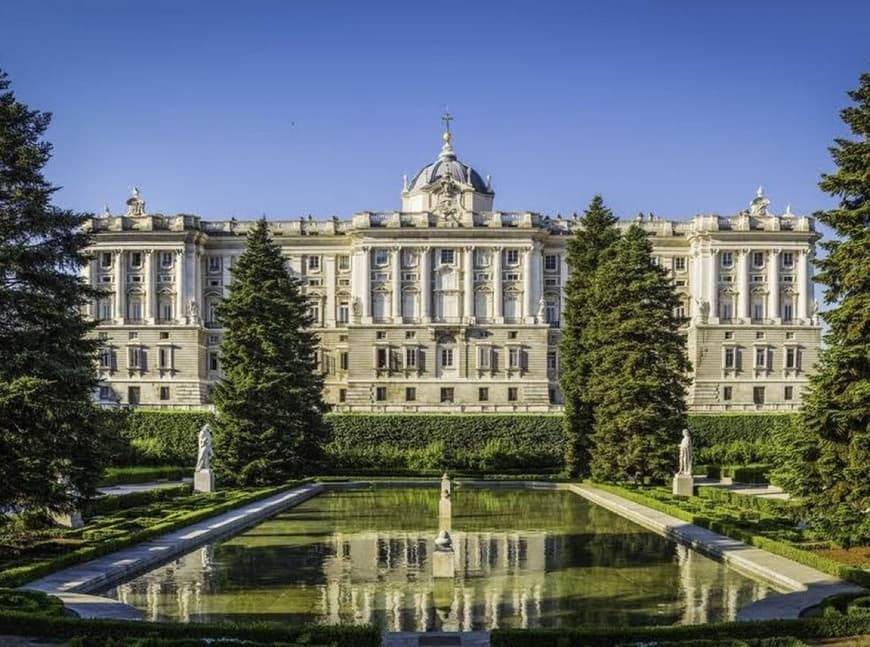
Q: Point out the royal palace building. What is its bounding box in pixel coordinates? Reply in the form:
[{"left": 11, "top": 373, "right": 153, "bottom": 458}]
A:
[{"left": 82, "top": 123, "right": 821, "bottom": 412}]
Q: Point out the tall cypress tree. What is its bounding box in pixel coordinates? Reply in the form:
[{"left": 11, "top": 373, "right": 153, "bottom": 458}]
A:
[
  {"left": 213, "top": 218, "right": 325, "bottom": 485},
  {"left": 559, "top": 195, "right": 620, "bottom": 476},
  {"left": 585, "top": 225, "right": 691, "bottom": 483},
  {"left": 798, "top": 73, "right": 870, "bottom": 546},
  {"left": 0, "top": 69, "right": 111, "bottom": 512}
]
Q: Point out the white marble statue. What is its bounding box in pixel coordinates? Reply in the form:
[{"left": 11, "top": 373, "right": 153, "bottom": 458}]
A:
[
  {"left": 678, "top": 428, "right": 693, "bottom": 476},
  {"left": 196, "top": 424, "right": 214, "bottom": 471},
  {"left": 441, "top": 472, "right": 451, "bottom": 500}
]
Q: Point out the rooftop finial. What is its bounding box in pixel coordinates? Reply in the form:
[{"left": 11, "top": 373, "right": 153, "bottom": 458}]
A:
[
  {"left": 756, "top": 185, "right": 764, "bottom": 198},
  {"left": 440, "top": 109, "right": 455, "bottom": 158}
]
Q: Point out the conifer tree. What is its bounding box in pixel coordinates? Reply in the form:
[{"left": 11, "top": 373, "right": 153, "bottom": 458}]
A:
[
  {"left": 585, "top": 225, "right": 691, "bottom": 482},
  {"left": 797, "top": 73, "right": 870, "bottom": 546},
  {"left": 0, "top": 69, "right": 112, "bottom": 513},
  {"left": 212, "top": 218, "right": 325, "bottom": 485},
  {"left": 559, "top": 195, "right": 620, "bottom": 476}
]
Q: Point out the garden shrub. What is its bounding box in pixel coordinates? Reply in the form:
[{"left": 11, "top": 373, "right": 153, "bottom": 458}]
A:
[
  {"left": 116, "top": 409, "right": 216, "bottom": 466},
  {"left": 98, "top": 466, "right": 190, "bottom": 487},
  {"left": 0, "top": 588, "right": 65, "bottom": 617}
]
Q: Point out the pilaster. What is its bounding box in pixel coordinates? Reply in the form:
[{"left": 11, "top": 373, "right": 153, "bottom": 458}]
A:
[
  {"left": 325, "top": 255, "right": 336, "bottom": 327},
  {"left": 420, "top": 246, "right": 431, "bottom": 323},
  {"left": 114, "top": 249, "right": 125, "bottom": 324},
  {"left": 737, "top": 248, "right": 750, "bottom": 322},
  {"left": 463, "top": 246, "right": 474, "bottom": 323},
  {"left": 768, "top": 249, "right": 780, "bottom": 324},
  {"left": 391, "top": 246, "right": 401, "bottom": 323},
  {"left": 144, "top": 249, "right": 155, "bottom": 324},
  {"left": 493, "top": 246, "right": 504, "bottom": 323}
]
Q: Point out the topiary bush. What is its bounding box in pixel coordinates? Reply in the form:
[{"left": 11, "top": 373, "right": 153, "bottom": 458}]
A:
[{"left": 0, "top": 588, "right": 65, "bottom": 617}]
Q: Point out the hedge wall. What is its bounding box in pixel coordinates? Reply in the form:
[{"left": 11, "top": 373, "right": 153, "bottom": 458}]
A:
[
  {"left": 687, "top": 414, "right": 797, "bottom": 448},
  {"left": 109, "top": 410, "right": 795, "bottom": 473}
]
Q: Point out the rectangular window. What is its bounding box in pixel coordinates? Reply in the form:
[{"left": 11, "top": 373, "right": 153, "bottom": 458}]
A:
[
  {"left": 753, "top": 386, "right": 765, "bottom": 405},
  {"left": 783, "top": 303, "right": 793, "bottom": 322},
  {"left": 440, "top": 387, "right": 454, "bottom": 403},
  {"left": 785, "top": 347, "right": 797, "bottom": 369},
  {"left": 782, "top": 252, "right": 794, "bottom": 268},
  {"left": 405, "top": 331, "right": 416, "bottom": 339},
  {"left": 784, "top": 386, "right": 794, "bottom": 401},
  {"left": 723, "top": 386, "right": 733, "bottom": 401},
  {"left": 544, "top": 254, "right": 558, "bottom": 271},
  {"left": 209, "top": 352, "right": 219, "bottom": 371},
  {"left": 508, "top": 347, "right": 520, "bottom": 369},
  {"left": 338, "top": 388, "right": 347, "bottom": 403},
  {"left": 160, "top": 252, "right": 173, "bottom": 268},
  {"left": 159, "top": 386, "right": 170, "bottom": 401},
  {"left": 674, "top": 257, "right": 686, "bottom": 272},
  {"left": 724, "top": 347, "right": 736, "bottom": 369},
  {"left": 337, "top": 255, "right": 350, "bottom": 271},
  {"left": 721, "top": 252, "right": 733, "bottom": 268},
  {"left": 376, "top": 348, "right": 389, "bottom": 369},
  {"left": 752, "top": 251, "right": 764, "bottom": 268},
  {"left": 99, "top": 348, "right": 112, "bottom": 369},
  {"left": 308, "top": 305, "right": 320, "bottom": 325},
  {"left": 307, "top": 256, "right": 321, "bottom": 272},
  {"left": 405, "top": 347, "right": 417, "bottom": 369},
  {"left": 128, "top": 347, "right": 142, "bottom": 369},
  {"left": 508, "top": 387, "right": 518, "bottom": 402},
  {"left": 99, "top": 299, "right": 113, "bottom": 321},
  {"left": 405, "top": 387, "right": 416, "bottom": 402},
  {"left": 375, "top": 386, "right": 387, "bottom": 401},
  {"left": 158, "top": 347, "right": 170, "bottom": 369},
  {"left": 721, "top": 302, "right": 733, "bottom": 321},
  {"left": 338, "top": 302, "right": 349, "bottom": 324},
  {"left": 440, "top": 348, "right": 454, "bottom": 368},
  {"left": 127, "top": 386, "right": 140, "bottom": 405},
  {"left": 478, "top": 346, "right": 491, "bottom": 369},
  {"left": 99, "top": 385, "right": 111, "bottom": 400},
  {"left": 374, "top": 249, "right": 388, "bottom": 266},
  {"left": 100, "top": 252, "right": 112, "bottom": 268},
  {"left": 478, "top": 387, "right": 489, "bottom": 402},
  {"left": 755, "top": 347, "right": 767, "bottom": 368},
  {"left": 340, "top": 351, "right": 348, "bottom": 371},
  {"left": 505, "top": 249, "right": 519, "bottom": 266},
  {"left": 547, "top": 350, "right": 557, "bottom": 371},
  {"left": 440, "top": 249, "right": 455, "bottom": 265},
  {"left": 752, "top": 302, "right": 764, "bottom": 320},
  {"left": 724, "top": 331, "right": 734, "bottom": 340},
  {"left": 208, "top": 257, "right": 221, "bottom": 273},
  {"left": 130, "top": 252, "right": 142, "bottom": 268}
]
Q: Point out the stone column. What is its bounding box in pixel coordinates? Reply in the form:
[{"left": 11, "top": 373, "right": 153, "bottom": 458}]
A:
[
  {"left": 114, "top": 249, "right": 125, "bottom": 324},
  {"left": 768, "top": 249, "right": 780, "bottom": 324},
  {"left": 463, "top": 246, "right": 474, "bottom": 323},
  {"left": 221, "top": 255, "right": 232, "bottom": 295},
  {"left": 706, "top": 249, "right": 719, "bottom": 324},
  {"left": 144, "top": 249, "right": 155, "bottom": 323},
  {"left": 797, "top": 249, "right": 808, "bottom": 323},
  {"left": 175, "top": 248, "right": 186, "bottom": 324},
  {"left": 420, "top": 246, "right": 431, "bottom": 323},
  {"left": 361, "top": 246, "right": 372, "bottom": 324},
  {"left": 737, "top": 249, "right": 750, "bottom": 322},
  {"left": 523, "top": 246, "right": 534, "bottom": 323},
  {"left": 559, "top": 253, "right": 568, "bottom": 321},
  {"left": 493, "top": 246, "right": 503, "bottom": 323},
  {"left": 325, "top": 255, "right": 336, "bottom": 327},
  {"left": 391, "top": 247, "right": 401, "bottom": 323}
]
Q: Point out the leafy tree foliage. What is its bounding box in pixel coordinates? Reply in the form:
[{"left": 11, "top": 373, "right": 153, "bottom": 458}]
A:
[
  {"left": 797, "top": 73, "right": 870, "bottom": 546},
  {"left": 559, "top": 195, "right": 620, "bottom": 476},
  {"left": 212, "top": 218, "right": 325, "bottom": 485},
  {"left": 585, "top": 225, "right": 691, "bottom": 482},
  {"left": 0, "top": 69, "right": 112, "bottom": 513}
]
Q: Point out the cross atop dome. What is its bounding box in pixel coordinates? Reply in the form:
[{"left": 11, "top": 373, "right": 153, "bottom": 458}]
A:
[{"left": 440, "top": 110, "right": 455, "bottom": 157}]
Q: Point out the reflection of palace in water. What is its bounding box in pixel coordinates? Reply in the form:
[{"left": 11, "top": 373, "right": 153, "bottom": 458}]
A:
[{"left": 110, "top": 528, "right": 773, "bottom": 631}]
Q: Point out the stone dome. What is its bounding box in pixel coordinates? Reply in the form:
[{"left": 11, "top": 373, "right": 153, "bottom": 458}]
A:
[{"left": 407, "top": 138, "right": 492, "bottom": 195}]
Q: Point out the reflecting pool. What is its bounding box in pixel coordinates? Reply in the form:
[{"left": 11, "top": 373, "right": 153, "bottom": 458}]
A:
[{"left": 100, "top": 487, "right": 777, "bottom": 630}]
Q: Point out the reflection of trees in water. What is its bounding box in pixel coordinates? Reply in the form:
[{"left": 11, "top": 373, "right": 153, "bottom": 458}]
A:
[{"left": 103, "top": 489, "right": 774, "bottom": 630}]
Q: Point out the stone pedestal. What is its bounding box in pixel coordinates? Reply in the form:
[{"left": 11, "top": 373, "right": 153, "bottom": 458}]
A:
[
  {"left": 433, "top": 548, "right": 456, "bottom": 578},
  {"left": 672, "top": 473, "right": 695, "bottom": 497},
  {"left": 194, "top": 469, "right": 215, "bottom": 493},
  {"left": 439, "top": 498, "right": 452, "bottom": 531},
  {"left": 52, "top": 510, "right": 84, "bottom": 529}
]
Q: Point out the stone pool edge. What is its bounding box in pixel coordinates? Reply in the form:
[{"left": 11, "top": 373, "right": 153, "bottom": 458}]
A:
[
  {"left": 20, "top": 482, "right": 325, "bottom": 620},
  {"left": 562, "top": 482, "right": 865, "bottom": 621}
]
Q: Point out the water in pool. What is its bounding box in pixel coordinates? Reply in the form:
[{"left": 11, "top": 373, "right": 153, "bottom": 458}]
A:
[{"left": 100, "top": 487, "right": 776, "bottom": 630}]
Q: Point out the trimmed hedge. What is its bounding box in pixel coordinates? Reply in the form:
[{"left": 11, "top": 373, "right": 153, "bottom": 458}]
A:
[
  {"left": 99, "top": 465, "right": 190, "bottom": 487},
  {"left": 588, "top": 482, "right": 870, "bottom": 589},
  {"left": 84, "top": 485, "right": 192, "bottom": 517},
  {"left": 0, "top": 608, "right": 380, "bottom": 646},
  {"left": 687, "top": 414, "right": 797, "bottom": 447},
  {"left": 0, "top": 482, "right": 302, "bottom": 588},
  {"left": 491, "top": 616, "right": 870, "bottom": 646},
  {"left": 118, "top": 409, "right": 216, "bottom": 466}
]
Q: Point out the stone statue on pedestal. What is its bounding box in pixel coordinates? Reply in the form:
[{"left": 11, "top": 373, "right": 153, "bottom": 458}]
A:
[
  {"left": 194, "top": 424, "right": 216, "bottom": 493},
  {"left": 673, "top": 428, "right": 695, "bottom": 497}
]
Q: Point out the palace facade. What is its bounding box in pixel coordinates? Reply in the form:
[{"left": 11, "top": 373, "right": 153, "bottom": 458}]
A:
[{"left": 83, "top": 125, "right": 821, "bottom": 412}]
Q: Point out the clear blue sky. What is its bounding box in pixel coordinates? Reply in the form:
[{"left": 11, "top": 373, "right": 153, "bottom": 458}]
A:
[{"left": 1, "top": 0, "right": 867, "bottom": 222}]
